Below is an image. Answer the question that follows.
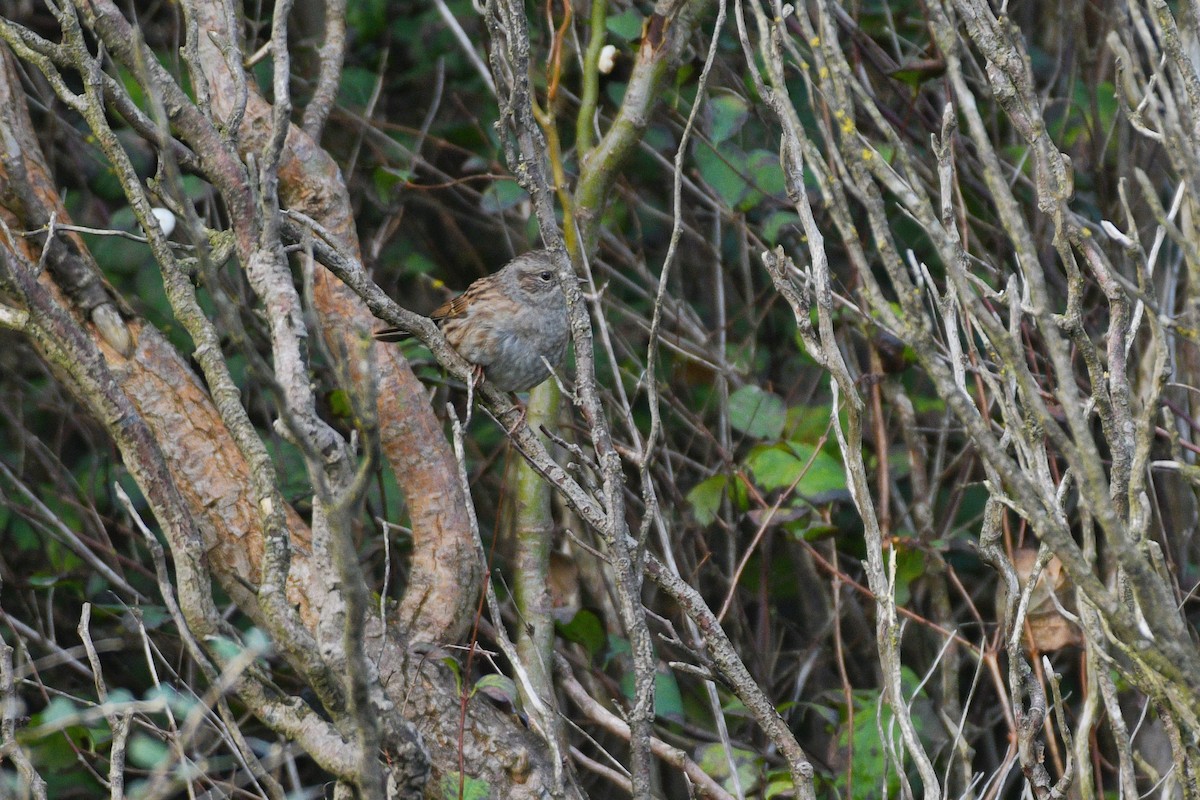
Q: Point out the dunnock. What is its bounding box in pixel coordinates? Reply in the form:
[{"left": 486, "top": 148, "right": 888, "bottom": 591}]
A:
[{"left": 376, "top": 250, "right": 570, "bottom": 392}]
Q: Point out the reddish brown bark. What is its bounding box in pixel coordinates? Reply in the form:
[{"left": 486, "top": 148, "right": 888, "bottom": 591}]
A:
[{"left": 0, "top": 10, "right": 554, "bottom": 791}]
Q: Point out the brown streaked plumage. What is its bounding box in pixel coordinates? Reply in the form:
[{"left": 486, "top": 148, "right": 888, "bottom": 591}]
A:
[{"left": 376, "top": 250, "right": 570, "bottom": 392}]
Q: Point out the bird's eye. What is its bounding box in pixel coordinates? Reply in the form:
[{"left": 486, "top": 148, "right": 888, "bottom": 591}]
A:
[{"left": 539, "top": 270, "right": 554, "bottom": 282}]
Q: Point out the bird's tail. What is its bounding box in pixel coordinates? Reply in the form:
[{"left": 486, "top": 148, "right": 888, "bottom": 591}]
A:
[{"left": 373, "top": 326, "right": 411, "bottom": 342}]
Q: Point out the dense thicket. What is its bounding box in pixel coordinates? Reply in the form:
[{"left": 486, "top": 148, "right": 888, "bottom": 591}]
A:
[{"left": 1, "top": 0, "right": 1198, "bottom": 798}]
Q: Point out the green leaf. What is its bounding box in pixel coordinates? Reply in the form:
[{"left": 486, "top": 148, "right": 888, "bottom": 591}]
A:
[
  {"left": 785, "top": 520, "right": 839, "bottom": 542},
  {"left": 655, "top": 670, "right": 684, "bottom": 721},
  {"left": 37, "top": 697, "right": 79, "bottom": 726},
  {"left": 441, "top": 655, "right": 463, "bottom": 694},
  {"left": 618, "top": 669, "right": 685, "bottom": 721},
  {"left": 604, "top": 633, "right": 631, "bottom": 668},
  {"left": 686, "top": 474, "right": 727, "bottom": 525},
  {"left": 90, "top": 166, "right": 127, "bottom": 203},
  {"left": 746, "top": 446, "right": 799, "bottom": 491},
  {"left": 708, "top": 92, "right": 750, "bottom": 143},
  {"left": 207, "top": 635, "right": 242, "bottom": 662},
  {"left": 327, "top": 389, "right": 354, "bottom": 421},
  {"left": 403, "top": 251, "right": 440, "bottom": 276},
  {"left": 347, "top": 0, "right": 388, "bottom": 35},
  {"left": 783, "top": 442, "right": 847, "bottom": 497},
  {"left": 606, "top": 80, "right": 627, "bottom": 106},
  {"left": 479, "top": 180, "right": 529, "bottom": 213},
  {"left": 606, "top": 10, "right": 643, "bottom": 41},
  {"left": 25, "top": 724, "right": 85, "bottom": 769},
  {"left": 728, "top": 385, "right": 787, "bottom": 439},
  {"left": 694, "top": 144, "right": 750, "bottom": 209},
  {"left": 892, "top": 546, "right": 926, "bottom": 606},
  {"left": 242, "top": 626, "right": 272, "bottom": 654},
  {"left": 128, "top": 734, "right": 170, "bottom": 770},
  {"left": 785, "top": 404, "right": 834, "bottom": 444},
  {"left": 765, "top": 773, "right": 798, "bottom": 797},
  {"left": 695, "top": 744, "right": 762, "bottom": 794},
  {"left": 146, "top": 686, "right": 196, "bottom": 718},
  {"left": 373, "top": 166, "right": 409, "bottom": 200},
  {"left": 761, "top": 210, "right": 797, "bottom": 245},
  {"left": 438, "top": 772, "right": 490, "bottom": 800},
  {"left": 744, "top": 149, "right": 787, "bottom": 204},
  {"left": 84, "top": 573, "right": 111, "bottom": 601},
  {"left": 47, "top": 542, "right": 83, "bottom": 576},
  {"left": 721, "top": 695, "right": 749, "bottom": 716},
  {"left": 337, "top": 66, "right": 379, "bottom": 109},
  {"left": 694, "top": 146, "right": 786, "bottom": 213},
  {"left": 9, "top": 518, "right": 38, "bottom": 551},
  {"left": 556, "top": 609, "right": 606, "bottom": 658},
  {"left": 833, "top": 667, "right": 925, "bottom": 800},
  {"left": 473, "top": 674, "right": 519, "bottom": 711},
  {"left": 645, "top": 124, "right": 675, "bottom": 152},
  {"left": 745, "top": 443, "right": 846, "bottom": 498}
]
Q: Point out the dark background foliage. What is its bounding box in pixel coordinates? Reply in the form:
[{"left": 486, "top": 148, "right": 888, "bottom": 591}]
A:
[{"left": 2, "top": 0, "right": 1198, "bottom": 797}]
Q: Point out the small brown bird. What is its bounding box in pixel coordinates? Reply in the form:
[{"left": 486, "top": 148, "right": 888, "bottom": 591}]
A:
[{"left": 376, "top": 250, "right": 570, "bottom": 393}]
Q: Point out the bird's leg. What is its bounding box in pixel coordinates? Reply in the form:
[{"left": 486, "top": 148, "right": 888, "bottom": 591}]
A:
[{"left": 504, "top": 394, "right": 528, "bottom": 434}]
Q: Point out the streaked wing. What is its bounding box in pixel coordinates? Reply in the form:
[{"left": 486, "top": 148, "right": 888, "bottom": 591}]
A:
[{"left": 430, "top": 292, "right": 473, "bottom": 322}]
